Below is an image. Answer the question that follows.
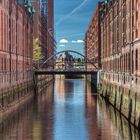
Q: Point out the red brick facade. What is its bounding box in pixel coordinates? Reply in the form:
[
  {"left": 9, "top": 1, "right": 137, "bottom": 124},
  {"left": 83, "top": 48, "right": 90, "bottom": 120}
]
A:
[
  {"left": 85, "top": 0, "right": 140, "bottom": 93},
  {"left": 47, "top": 0, "right": 56, "bottom": 65},
  {"left": 100, "top": 0, "right": 140, "bottom": 92},
  {"left": 0, "top": 0, "right": 33, "bottom": 89},
  {"left": 85, "top": 3, "right": 101, "bottom": 70},
  {"left": 98, "top": 0, "right": 140, "bottom": 126}
]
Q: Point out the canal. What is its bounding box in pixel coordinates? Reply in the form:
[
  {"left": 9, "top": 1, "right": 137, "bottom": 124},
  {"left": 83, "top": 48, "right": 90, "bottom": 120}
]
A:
[{"left": 0, "top": 77, "right": 139, "bottom": 140}]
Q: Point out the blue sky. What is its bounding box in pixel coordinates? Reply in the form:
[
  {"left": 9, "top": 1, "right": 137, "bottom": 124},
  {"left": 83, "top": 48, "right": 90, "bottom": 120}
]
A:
[{"left": 54, "top": 0, "right": 99, "bottom": 55}]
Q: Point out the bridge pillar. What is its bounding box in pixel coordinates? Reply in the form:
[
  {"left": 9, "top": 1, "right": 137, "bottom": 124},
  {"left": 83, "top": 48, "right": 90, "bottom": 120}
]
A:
[{"left": 91, "top": 72, "right": 98, "bottom": 89}]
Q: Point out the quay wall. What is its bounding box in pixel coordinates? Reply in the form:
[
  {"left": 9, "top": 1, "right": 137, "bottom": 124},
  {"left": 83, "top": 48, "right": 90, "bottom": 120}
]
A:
[
  {"left": 98, "top": 71, "right": 140, "bottom": 130},
  {"left": 0, "top": 75, "right": 54, "bottom": 121},
  {"left": 0, "top": 79, "right": 54, "bottom": 138},
  {"left": 98, "top": 95, "right": 139, "bottom": 139}
]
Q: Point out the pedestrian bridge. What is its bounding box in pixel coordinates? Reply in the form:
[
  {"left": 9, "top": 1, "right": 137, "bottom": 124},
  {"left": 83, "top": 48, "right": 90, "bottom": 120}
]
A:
[
  {"left": 33, "top": 50, "right": 99, "bottom": 96},
  {"left": 34, "top": 50, "right": 99, "bottom": 75}
]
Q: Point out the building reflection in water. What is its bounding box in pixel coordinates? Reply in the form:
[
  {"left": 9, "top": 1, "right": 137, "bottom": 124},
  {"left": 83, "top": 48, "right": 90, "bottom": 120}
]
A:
[
  {"left": 0, "top": 78, "right": 140, "bottom": 140},
  {"left": 54, "top": 77, "right": 88, "bottom": 140},
  {"left": 0, "top": 100, "right": 34, "bottom": 140},
  {"left": 55, "top": 77, "right": 75, "bottom": 102},
  {"left": 32, "top": 82, "right": 54, "bottom": 140}
]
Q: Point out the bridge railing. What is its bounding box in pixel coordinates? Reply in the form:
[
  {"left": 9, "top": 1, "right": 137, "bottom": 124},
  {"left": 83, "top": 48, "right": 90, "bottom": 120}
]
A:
[
  {"left": 34, "top": 61, "right": 97, "bottom": 72},
  {"left": 35, "top": 67, "right": 97, "bottom": 72}
]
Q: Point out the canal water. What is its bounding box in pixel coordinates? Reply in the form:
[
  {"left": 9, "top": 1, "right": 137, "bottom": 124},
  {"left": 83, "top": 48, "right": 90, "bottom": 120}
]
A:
[{"left": 0, "top": 77, "right": 139, "bottom": 140}]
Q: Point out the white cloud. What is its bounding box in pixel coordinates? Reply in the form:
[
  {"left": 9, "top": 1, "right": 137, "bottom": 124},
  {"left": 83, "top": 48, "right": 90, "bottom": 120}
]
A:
[
  {"left": 59, "top": 39, "right": 68, "bottom": 43},
  {"left": 72, "top": 40, "right": 77, "bottom": 43},
  {"left": 59, "top": 44, "right": 65, "bottom": 47},
  {"left": 71, "top": 40, "right": 84, "bottom": 43},
  {"left": 77, "top": 40, "right": 84, "bottom": 43}
]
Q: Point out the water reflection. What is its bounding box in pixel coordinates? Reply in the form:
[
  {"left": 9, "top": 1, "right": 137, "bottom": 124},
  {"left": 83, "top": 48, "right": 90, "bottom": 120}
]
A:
[
  {"left": 54, "top": 79, "right": 87, "bottom": 140},
  {"left": 55, "top": 78, "right": 74, "bottom": 101},
  {"left": 0, "top": 77, "right": 139, "bottom": 140},
  {"left": 0, "top": 100, "right": 34, "bottom": 140}
]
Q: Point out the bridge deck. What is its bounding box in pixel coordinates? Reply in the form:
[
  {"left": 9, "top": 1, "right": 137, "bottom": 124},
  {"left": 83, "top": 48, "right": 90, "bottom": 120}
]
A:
[{"left": 35, "top": 70, "right": 97, "bottom": 75}]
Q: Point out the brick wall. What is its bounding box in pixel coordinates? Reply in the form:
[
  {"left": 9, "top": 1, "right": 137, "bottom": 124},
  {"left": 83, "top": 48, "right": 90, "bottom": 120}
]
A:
[
  {"left": 85, "top": 3, "right": 101, "bottom": 70},
  {"left": 85, "top": 0, "right": 140, "bottom": 91},
  {"left": 99, "top": 0, "right": 140, "bottom": 91},
  {"left": 0, "top": 0, "right": 33, "bottom": 89}
]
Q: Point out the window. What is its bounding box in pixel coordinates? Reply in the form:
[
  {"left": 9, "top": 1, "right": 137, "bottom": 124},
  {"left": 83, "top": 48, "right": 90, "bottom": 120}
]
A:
[
  {"left": 126, "top": 54, "right": 127, "bottom": 72},
  {"left": 136, "top": 49, "right": 138, "bottom": 71},
  {"left": 132, "top": 51, "right": 134, "bottom": 73},
  {"left": 128, "top": 52, "right": 130, "bottom": 72},
  {"left": 124, "top": 54, "right": 125, "bottom": 72}
]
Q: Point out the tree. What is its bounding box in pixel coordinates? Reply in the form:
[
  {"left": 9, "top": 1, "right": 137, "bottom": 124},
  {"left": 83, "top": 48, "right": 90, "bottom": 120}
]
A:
[{"left": 33, "top": 38, "right": 44, "bottom": 61}]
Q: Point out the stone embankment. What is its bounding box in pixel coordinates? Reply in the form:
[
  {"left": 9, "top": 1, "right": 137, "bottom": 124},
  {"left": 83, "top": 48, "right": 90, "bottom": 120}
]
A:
[
  {"left": 98, "top": 72, "right": 140, "bottom": 130},
  {"left": 0, "top": 75, "right": 54, "bottom": 122}
]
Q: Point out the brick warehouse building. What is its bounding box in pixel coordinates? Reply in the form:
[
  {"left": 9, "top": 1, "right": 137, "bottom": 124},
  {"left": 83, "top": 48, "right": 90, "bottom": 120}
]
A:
[
  {"left": 0, "top": 0, "right": 34, "bottom": 89},
  {"left": 31, "top": 0, "right": 56, "bottom": 67},
  {"left": 47, "top": 0, "right": 56, "bottom": 66},
  {"left": 85, "top": 0, "right": 140, "bottom": 126},
  {"left": 85, "top": 2, "right": 102, "bottom": 70},
  {"left": 100, "top": 0, "right": 140, "bottom": 92}
]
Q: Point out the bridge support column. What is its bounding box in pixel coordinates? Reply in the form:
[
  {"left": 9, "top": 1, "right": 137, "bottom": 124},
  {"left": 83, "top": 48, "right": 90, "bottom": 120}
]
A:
[{"left": 91, "top": 72, "right": 98, "bottom": 90}]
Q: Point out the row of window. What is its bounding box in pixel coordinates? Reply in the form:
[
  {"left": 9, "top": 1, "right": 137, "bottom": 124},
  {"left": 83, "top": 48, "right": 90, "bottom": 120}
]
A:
[
  {"left": 0, "top": 71, "right": 33, "bottom": 85},
  {"left": 103, "top": 72, "right": 139, "bottom": 85},
  {"left": 0, "top": 56, "right": 32, "bottom": 72},
  {"left": 102, "top": 49, "right": 139, "bottom": 73}
]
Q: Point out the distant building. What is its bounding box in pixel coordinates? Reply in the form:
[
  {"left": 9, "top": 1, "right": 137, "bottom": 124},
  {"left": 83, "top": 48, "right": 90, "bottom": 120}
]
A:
[
  {"left": 31, "top": 0, "right": 56, "bottom": 67},
  {"left": 47, "top": 0, "right": 55, "bottom": 61},
  {"left": 85, "top": 2, "right": 102, "bottom": 70},
  {"left": 55, "top": 52, "right": 74, "bottom": 70},
  {"left": 0, "top": 0, "right": 34, "bottom": 89}
]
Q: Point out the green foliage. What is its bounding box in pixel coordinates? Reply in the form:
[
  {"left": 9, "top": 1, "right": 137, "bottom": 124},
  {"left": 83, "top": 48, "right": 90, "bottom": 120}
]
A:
[
  {"left": 74, "top": 58, "right": 84, "bottom": 66},
  {"left": 33, "top": 38, "right": 44, "bottom": 61},
  {"left": 75, "top": 61, "right": 84, "bottom": 66}
]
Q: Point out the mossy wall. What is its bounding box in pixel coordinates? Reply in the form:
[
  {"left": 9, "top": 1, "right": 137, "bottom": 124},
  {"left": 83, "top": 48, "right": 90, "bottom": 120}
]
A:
[{"left": 98, "top": 81, "right": 140, "bottom": 129}]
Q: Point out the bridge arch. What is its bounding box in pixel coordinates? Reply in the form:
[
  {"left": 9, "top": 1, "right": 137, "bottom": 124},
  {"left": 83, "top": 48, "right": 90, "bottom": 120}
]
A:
[{"left": 39, "top": 50, "right": 98, "bottom": 70}]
